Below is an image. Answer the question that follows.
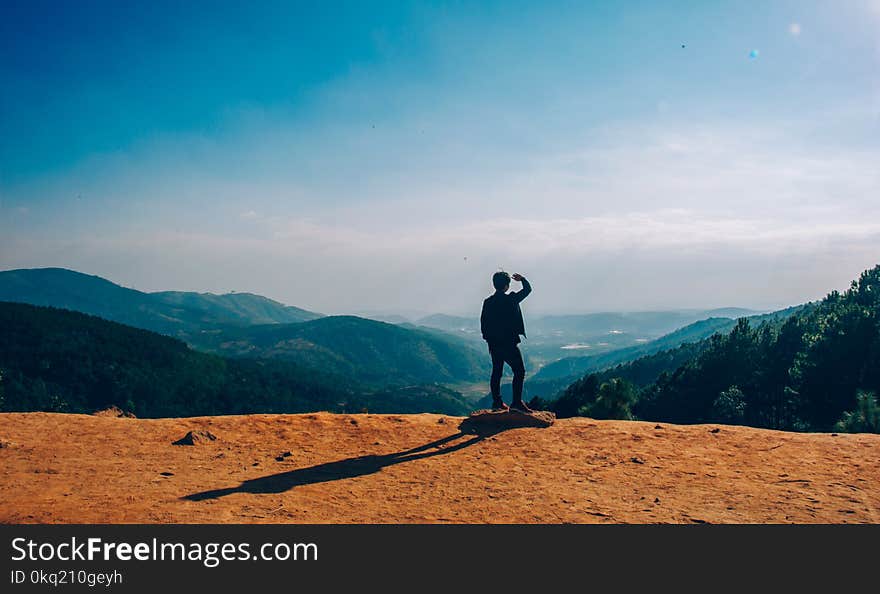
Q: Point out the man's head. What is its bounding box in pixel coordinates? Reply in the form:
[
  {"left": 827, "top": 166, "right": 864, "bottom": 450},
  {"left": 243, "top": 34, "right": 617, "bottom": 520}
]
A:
[{"left": 492, "top": 271, "right": 511, "bottom": 292}]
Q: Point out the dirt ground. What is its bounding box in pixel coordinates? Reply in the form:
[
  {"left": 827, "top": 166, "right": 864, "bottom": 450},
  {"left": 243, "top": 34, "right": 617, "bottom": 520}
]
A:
[{"left": 1, "top": 411, "right": 878, "bottom": 523}]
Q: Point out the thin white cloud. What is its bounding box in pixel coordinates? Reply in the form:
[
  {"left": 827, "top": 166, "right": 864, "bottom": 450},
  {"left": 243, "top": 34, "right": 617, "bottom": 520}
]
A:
[{"left": 3, "top": 208, "right": 878, "bottom": 314}]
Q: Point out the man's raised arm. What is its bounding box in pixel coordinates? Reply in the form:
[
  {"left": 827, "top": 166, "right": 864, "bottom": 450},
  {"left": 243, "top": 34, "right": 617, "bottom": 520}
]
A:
[{"left": 511, "top": 273, "right": 531, "bottom": 303}]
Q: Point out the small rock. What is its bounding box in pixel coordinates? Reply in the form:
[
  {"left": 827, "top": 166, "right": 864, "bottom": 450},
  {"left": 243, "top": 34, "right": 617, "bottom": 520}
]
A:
[
  {"left": 630, "top": 457, "right": 645, "bottom": 464},
  {"left": 460, "top": 409, "right": 555, "bottom": 435},
  {"left": 350, "top": 419, "right": 358, "bottom": 425},
  {"left": 709, "top": 428, "right": 720, "bottom": 434},
  {"left": 280, "top": 451, "right": 292, "bottom": 458},
  {"left": 92, "top": 405, "right": 136, "bottom": 418},
  {"left": 252, "top": 462, "right": 259, "bottom": 466},
  {"left": 437, "top": 417, "right": 447, "bottom": 424},
  {"left": 831, "top": 433, "right": 838, "bottom": 437},
  {"left": 654, "top": 497, "right": 660, "bottom": 504},
  {"left": 160, "top": 472, "right": 174, "bottom": 477},
  {"left": 275, "top": 456, "right": 285, "bottom": 462},
  {"left": 0, "top": 440, "right": 11, "bottom": 449},
  {"left": 172, "top": 430, "right": 218, "bottom": 446},
  {"left": 654, "top": 425, "right": 663, "bottom": 430}
]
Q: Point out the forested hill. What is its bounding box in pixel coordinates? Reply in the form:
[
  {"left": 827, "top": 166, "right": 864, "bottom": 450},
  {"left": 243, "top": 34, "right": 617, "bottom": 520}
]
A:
[
  {"left": 533, "top": 306, "right": 806, "bottom": 382},
  {"left": 189, "top": 315, "right": 487, "bottom": 386},
  {"left": 0, "top": 302, "right": 473, "bottom": 417},
  {"left": 0, "top": 268, "right": 322, "bottom": 339},
  {"left": 0, "top": 268, "right": 486, "bottom": 387},
  {"left": 549, "top": 265, "right": 880, "bottom": 433}
]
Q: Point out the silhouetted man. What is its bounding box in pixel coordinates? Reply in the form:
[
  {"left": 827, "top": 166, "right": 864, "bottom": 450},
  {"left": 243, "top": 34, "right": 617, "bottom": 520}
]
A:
[{"left": 480, "top": 271, "right": 532, "bottom": 412}]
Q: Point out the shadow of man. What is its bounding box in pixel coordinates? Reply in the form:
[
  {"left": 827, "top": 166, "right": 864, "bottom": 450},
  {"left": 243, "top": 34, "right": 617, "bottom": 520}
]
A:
[{"left": 183, "top": 426, "right": 501, "bottom": 502}]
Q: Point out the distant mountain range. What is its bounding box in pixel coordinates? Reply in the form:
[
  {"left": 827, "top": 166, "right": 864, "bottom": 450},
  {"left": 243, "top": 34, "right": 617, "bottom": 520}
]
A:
[
  {"left": 2, "top": 265, "right": 840, "bottom": 423},
  {"left": 0, "top": 302, "right": 473, "bottom": 417},
  {"left": 0, "top": 268, "right": 485, "bottom": 388},
  {"left": 544, "top": 264, "right": 880, "bottom": 433},
  {"left": 476, "top": 306, "right": 807, "bottom": 408},
  {"left": 531, "top": 307, "right": 803, "bottom": 382},
  {"left": 0, "top": 267, "right": 776, "bottom": 408},
  {"left": 0, "top": 268, "right": 321, "bottom": 340},
  {"left": 414, "top": 308, "right": 761, "bottom": 337}
]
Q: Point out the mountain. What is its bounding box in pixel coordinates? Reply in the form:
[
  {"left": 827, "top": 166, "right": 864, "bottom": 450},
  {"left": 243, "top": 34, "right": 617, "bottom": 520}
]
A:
[
  {"left": 532, "top": 317, "right": 737, "bottom": 382},
  {"left": 359, "top": 313, "right": 411, "bottom": 325},
  {"left": 189, "top": 315, "right": 488, "bottom": 386},
  {"left": 0, "top": 267, "right": 487, "bottom": 389},
  {"left": 413, "top": 308, "right": 765, "bottom": 368},
  {"left": 0, "top": 302, "right": 473, "bottom": 417},
  {"left": 0, "top": 268, "right": 322, "bottom": 339},
  {"left": 471, "top": 306, "right": 807, "bottom": 410},
  {"left": 551, "top": 265, "right": 880, "bottom": 432},
  {"left": 533, "top": 306, "right": 805, "bottom": 383},
  {"left": 151, "top": 291, "right": 321, "bottom": 325},
  {"left": 415, "top": 309, "right": 762, "bottom": 339},
  {"left": 415, "top": 313, "right": 480, "bottom": 333},
  {"left": 703, "top": 307, "right": 762, "bottom": 319}
]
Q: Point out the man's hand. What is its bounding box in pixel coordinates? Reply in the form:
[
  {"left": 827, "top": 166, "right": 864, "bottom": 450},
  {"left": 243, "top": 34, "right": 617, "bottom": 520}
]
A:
[{"left": 511, "top": 273, "right": 524, "bottom": 282}]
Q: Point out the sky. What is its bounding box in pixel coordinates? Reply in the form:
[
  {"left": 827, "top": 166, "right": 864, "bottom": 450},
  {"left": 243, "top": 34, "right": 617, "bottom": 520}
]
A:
[{"left": 1, "top": 0, "right": 879, "bottom": 317}]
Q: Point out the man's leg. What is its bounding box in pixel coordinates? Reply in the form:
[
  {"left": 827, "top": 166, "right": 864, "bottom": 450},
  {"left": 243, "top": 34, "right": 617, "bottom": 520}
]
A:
[
  {"left": 489, "top": 345, "right": 507, "bottom": 409},
  {"left": 507, "top": 345, "right": 530, "bottom": 412}
]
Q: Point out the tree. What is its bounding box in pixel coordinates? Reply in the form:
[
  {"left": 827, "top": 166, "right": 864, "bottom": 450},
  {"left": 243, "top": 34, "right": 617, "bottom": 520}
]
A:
[
  {"left": 552, "top": 374, "right": 599, "bottom": 418},
  {"left": 713, "top": 385, "right": 746, "bottom": 424},
  {"left": 527, "top": 395, "right": 548, "bottom": 410},
  {"left": 579, "top": 378, "right": 637, "bottom": 420},
  {"left": 834, "top": 391, "right": 880, "bottom": 434}
]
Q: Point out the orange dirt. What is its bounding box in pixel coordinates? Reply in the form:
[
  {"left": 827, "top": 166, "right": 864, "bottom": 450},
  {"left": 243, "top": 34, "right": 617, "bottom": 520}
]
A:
[{"left": 1, "top": 412, "right": 878, "bottom": 523}]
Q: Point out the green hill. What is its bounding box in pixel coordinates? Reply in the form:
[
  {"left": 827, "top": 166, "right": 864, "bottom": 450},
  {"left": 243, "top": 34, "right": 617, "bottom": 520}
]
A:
[
  {"left": 550, "top": 265, "right": 880, "bottom": 433},
  {"left": 532, "top": 317, "right": 737, "bottom": 382},
  {"left": 0, "top": 268, "right": 321, "bottom": 340},
  {"left": 533, "top": 306, "right": 806, "bottom": 383},
  {"left": 151, "top": 290, "right": 321, "bottom": 325},
  {"left": 0, "top": 268, "right": 485, "bottom": 388},
  {"left": 0, "top": 302, "right": 472, "bottom": 417},
  {"left": 190, "top": 315, "right": 488, "bottom": 386}
]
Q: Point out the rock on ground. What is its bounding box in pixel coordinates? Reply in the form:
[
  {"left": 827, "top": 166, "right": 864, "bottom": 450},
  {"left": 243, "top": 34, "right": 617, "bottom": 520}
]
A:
[
  {"left": 172, "top": 430, "right": 218, "bottom": 446},
  {"left": 460, "top": 409, "right": 555, "bottom": 434}
]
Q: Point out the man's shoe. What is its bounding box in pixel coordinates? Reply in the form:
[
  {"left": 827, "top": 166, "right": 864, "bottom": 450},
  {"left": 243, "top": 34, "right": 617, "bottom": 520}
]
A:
[
  {"left": 492, "top": 400, "right": 509, "bottom": 411},
  {"left": 510, "top": 400, "right": 533, "bottom": 413}
]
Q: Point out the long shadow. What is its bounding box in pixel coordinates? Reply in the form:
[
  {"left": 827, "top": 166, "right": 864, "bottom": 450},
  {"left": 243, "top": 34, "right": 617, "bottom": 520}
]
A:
[{"left": 184, "top": 429, "right": 496, "bottom": 502}]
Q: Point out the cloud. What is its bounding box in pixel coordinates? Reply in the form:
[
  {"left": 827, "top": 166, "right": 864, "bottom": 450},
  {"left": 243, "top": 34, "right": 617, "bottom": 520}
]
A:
[
  {"left": 3, "top": 208, "right": 878, "bottom": 314},
  {"left": 789, "top": 23, "right": 802, "bottom": 36}
]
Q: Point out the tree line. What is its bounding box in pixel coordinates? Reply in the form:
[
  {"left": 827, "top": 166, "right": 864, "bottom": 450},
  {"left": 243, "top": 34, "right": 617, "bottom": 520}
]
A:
[{"left": 536, "top": 265, "right": 880, "bottom": 433}]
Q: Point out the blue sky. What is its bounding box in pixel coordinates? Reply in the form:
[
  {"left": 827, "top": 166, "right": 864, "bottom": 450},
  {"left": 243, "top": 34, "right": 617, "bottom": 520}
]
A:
[{"left": 2, "top": 1, "right": 879, "bottom": 315}]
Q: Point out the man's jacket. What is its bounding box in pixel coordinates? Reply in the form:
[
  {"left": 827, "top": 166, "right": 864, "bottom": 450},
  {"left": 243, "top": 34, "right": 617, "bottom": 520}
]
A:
[{"left": 480, "top": 277, "right": 531, "bottom": 346}]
